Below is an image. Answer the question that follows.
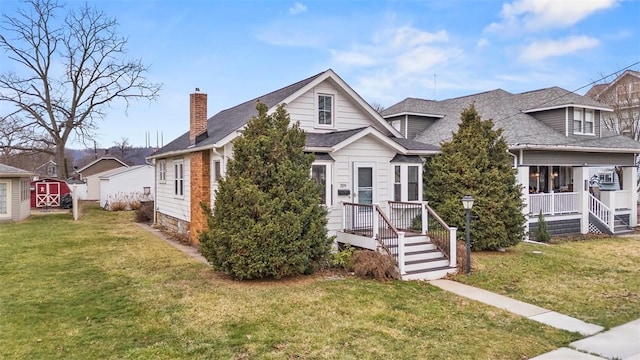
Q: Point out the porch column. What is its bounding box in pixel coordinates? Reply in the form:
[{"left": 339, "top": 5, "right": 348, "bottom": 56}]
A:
[
  {"left": 623, "top": 166, "right": 638, "bottom": 226},
  {"left": 516, "top": 166, "right": 530, "bottom": 239},
  {"left": 573, "top": 166, "right": 590, "bottom": 234}
]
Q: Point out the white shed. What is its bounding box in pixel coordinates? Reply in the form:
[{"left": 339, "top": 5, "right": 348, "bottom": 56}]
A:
[{"left": 98, "top": 164, "right": 154, "bottom": 208}]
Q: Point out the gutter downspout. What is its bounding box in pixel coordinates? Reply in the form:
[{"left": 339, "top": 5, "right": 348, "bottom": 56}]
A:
[
  {"left": 152, "top": 158, "right": 157, "bottom": 225},
  {"left": 507, "top": 150, "right": 518, "bottom": 168}
]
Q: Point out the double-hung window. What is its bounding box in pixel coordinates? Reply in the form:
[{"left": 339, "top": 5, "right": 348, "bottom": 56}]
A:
[
  {"left": 317, "top": 94, "right": 333, "bottom": 127},
  {"left": 213, "top": 160, "right": 221, "bottom": 183},
  {"left": 392, "top": 162, "right": 422, "bottom": 202},
  {"left": 311, "top": 162, "right": 332, "bottom": 206},
  {"left": 0, "top": 181, "right": 9, "bottom": 218},
  {"left": 158, "top": 160, "right": 166, "bottom": 183},
  {"left": 573, "top": 108, "right": 595, "bottom": 135},
  {"left": 173, "top": 160, "right": 184, "bottom": 197}
]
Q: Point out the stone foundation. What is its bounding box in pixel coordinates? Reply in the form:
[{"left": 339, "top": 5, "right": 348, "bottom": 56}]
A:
[{"left": 157, "top": 212, "right": 190, "bottom": 238}]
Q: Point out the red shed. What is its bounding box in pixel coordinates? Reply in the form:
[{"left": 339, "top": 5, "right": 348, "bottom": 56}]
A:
[{"left": 30, "top": 178, "right": 71, "bottom": 208}]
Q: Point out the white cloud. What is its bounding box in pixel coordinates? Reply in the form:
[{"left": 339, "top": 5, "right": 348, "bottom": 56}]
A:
[
  {"left": 476, "top": 38, "right": 490, "bottom": 49},
  {"left": 289, "top": 2, "right": 307, "bottom": 15},
  {"left": 518, "top": 35, "right": 601, "bottom": 62},
  {"left": 486, "top": 0, "right": 618, "bottom": 33},
  {"left": 328, "top": 25, "right": 463, "bottom": 103}
]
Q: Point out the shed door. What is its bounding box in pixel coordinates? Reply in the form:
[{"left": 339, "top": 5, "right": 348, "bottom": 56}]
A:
[{"left": 36, "top": 182, "right": 60, "bottom": 207}]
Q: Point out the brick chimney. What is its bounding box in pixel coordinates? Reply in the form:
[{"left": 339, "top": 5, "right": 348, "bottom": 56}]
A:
[{"left": 190, "top": 88, "right": 208, "bottom": 145}]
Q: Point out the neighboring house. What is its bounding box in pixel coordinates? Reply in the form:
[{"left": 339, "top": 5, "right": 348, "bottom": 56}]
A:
[
  {"left": 383, "top": 87, "right": 640, "bottom": 238},
  {"left": 585, "top": 69, "right": 640, "bottom": 138},
  {"left": 149, "top": 69, "right": 454, "bottom": 280},
  {"left": 78, "top": 157, "right": 129, "bottom": 200},
  {"left": 76, "top": 156, "right": 128, "bottom": 180},
  {"left": 34, "top": 159, "right": 57, "bottom": 179},
  {"left": 98, "top": 164, "right": 154, "bottom": 208},
  {"left": 0, "top": 163, "right": 32, "bottom": 222}
]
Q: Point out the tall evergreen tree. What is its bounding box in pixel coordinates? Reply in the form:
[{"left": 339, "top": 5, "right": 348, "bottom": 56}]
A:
[
  {"left": 199, "top": 102, "right": 332, "bottom": 280},
  {"left": 424, "top": 105, "right": 525, "bottom": 250}
]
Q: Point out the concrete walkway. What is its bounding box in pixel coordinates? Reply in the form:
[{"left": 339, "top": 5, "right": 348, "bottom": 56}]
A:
[
  {"left": 430, "top": 280, "right": 604, "bottom": 336},
  {"left": 135, "top": 223, "right": 210, "bottom": 265},
  {"left": 430, "top": 280, "right": 640, "bottom": 360}
]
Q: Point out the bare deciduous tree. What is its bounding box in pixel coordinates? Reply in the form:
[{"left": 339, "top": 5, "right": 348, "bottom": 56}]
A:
[
  {"left": 0, "top": 0, "right": 161, "bottom": 178},
  {"left": 113, "top": 137, "right": 132, "bottom": 163},
  {"left": 587, "top": 70, "right": 640, "bottom": 189}
]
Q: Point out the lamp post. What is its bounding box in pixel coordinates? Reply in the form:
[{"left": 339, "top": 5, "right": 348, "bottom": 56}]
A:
[{"left": 461, "top": 194, "right": 474, "bottom": 275}]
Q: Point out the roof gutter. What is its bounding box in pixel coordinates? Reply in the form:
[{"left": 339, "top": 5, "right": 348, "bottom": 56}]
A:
[
  {"left": 509, "top": 143, "right": 640, "bottom": 154},
  {"left": 147, "top": 143, "right": 218, "bottom": 160}
]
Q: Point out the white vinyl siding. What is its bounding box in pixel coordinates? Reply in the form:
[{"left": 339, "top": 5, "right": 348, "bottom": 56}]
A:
[
  {"left": 329, "top": 135, "right": 396, "bottom": 236},
  {"left": 285, "top": 80, "right": 392, "bottom": 135},
  {"left": 156, "top": 156, "right": 190, "bottom": 222}
]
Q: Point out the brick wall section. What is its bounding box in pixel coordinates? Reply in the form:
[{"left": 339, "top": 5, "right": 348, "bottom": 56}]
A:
[
  {"left": 190, "top": 91, "right": 208, "bottom": 145},
  {"left": 189, "top": 150, "right": 210, "bottom": 245}
]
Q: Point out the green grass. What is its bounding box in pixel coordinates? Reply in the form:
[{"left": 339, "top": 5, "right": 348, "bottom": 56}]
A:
[
  {"left": 0, "top": 207, "right": 599, "bottom": 359},
  {"left": 454, "top": 238, "right": 640, "bottom": 328}
]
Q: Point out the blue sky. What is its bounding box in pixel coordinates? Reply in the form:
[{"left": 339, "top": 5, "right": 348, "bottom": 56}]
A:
[{"left": 1, "top": 0, "right": 639, "bottom": 148}]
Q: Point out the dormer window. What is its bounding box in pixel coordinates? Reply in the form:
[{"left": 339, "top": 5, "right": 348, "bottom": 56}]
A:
[
  {"left": 573, "top": 108, "right": 594, "bottom": 135},
  {"left": 318, "top": 94, "right": 333, "bottom": 127}
]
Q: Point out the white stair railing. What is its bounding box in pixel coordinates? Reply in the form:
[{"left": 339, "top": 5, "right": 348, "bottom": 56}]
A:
[{"left": 588, "top": 193, "right": 613, "bottom": 232}]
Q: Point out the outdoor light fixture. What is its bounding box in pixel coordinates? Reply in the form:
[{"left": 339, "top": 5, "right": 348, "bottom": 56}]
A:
[{"left": 461, "top": 194, "right": 474, "bottom": 275}]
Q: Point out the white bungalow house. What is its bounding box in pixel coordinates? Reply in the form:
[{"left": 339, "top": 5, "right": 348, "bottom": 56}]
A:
[
  {"left": 383, "top": 87, "right": 640, "bottom": 238},
  {"left": 148, "top": 69, "right": 456, "bottom": 280}
]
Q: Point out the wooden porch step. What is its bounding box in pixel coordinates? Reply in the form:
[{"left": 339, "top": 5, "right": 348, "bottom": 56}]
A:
[
  {"left": 405, "top": 257, "right": 450, "bottom": 272},
  {"left": 402, "top": 265, "right": 457, "bottom": 281},
  {"left": 405, "top": 249, "right": 443, "bottom": 262}
]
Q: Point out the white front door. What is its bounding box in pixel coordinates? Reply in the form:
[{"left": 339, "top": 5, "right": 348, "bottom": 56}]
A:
[{"left": 353, "top": 162, "right": 375, "bottom": 205}]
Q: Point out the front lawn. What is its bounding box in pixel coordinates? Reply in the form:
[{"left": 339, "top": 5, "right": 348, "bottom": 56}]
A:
[
  {"left": 454, "top": 237, "right": 640, "bottom": 328},
  {"left": 0, "top": 207, "right": 576, "bottom": 359}
]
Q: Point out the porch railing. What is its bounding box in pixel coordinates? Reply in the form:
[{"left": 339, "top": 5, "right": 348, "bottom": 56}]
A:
[
  {"left": 529, "top": 192, "right": 579, "bottom": 215},
  {"left": 424, "top": 202, "right": 457, "bottom": 268},
  {"left": 342, "top": 202, "right": 406, "bottom": 274},
  {"left": 589, "top": 193, "right": 613, "bottom": 232},
  {"left": 388, "top": 201, "right": 423, "bottom": 232}
]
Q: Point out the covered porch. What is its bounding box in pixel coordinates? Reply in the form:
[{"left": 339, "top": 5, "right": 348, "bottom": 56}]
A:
[{"left": 517, "top": 162, "right": 637, "bottom": 237}]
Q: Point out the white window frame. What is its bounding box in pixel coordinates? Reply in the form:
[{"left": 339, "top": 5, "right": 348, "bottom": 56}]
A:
[
  {"left": 311, "top": 161, "right": 333, "bottom": 207},
  {"left": 316, "top": 93, "right": 335, "bottom": 128},
  {"left": 20, "top": 179, "right": 29, "bottom": 202},
  {"left": 0, "top": 180, "right": 10, "bottom": 218},
  {"left": 173, "top": 160, "right": 184, "bottom": 198},
  {"left": 392, "top": 163, "right": 423, "bottom": 202},
  {"left": 158, "top": 160, "right": 166, "bottom": 183},
  {"left": 573, "top": 107, "right": 595, "bottom": 135},
  {"left": 212, "top": 160, "right": 222, "bottom": 183}
]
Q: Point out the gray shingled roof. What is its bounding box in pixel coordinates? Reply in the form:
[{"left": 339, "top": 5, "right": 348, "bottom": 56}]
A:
[
  {"left": 0, "top": 163, "right": 32, "bottom": 177},
  {"left": 390, "top": 87, "right": 640, "bottom": 151},
  {"left": 154, "top": 71, "right": 326, "bottom": 156},
  {"left": 305, "top": 128, "right": 367, "bottom": 147}
]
